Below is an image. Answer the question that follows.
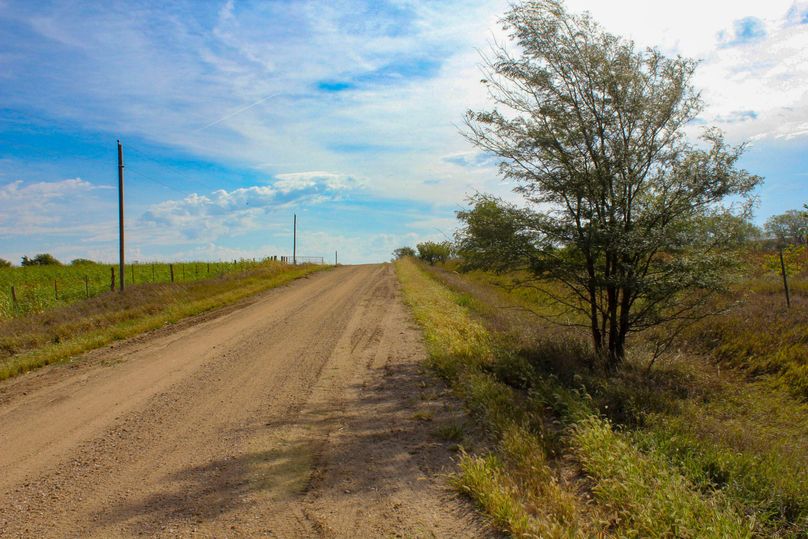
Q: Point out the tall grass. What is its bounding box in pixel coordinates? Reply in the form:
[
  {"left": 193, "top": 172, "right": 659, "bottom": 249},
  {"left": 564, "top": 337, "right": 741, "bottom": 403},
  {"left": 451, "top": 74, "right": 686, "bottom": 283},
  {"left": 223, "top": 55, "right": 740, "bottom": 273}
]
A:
[
  {"left": 396, "top": 257, "right": 751, "bottom": 538},
  {"left": 421, "top": 260, "right": 808, "bottom": 537}
]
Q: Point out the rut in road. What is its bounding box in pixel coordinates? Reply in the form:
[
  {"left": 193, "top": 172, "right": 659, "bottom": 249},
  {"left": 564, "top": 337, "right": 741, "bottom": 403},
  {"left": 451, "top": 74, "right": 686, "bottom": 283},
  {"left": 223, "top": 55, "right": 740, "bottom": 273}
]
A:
[{"left": 0, "top": 264, "right": 491, "bottom": 538}]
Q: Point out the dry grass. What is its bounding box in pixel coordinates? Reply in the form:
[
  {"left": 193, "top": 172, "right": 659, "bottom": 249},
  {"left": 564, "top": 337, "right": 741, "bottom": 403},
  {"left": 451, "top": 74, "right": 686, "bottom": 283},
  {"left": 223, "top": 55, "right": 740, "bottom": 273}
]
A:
[{"left": 0, "top": 262, "right": 327, "bottom": 381}]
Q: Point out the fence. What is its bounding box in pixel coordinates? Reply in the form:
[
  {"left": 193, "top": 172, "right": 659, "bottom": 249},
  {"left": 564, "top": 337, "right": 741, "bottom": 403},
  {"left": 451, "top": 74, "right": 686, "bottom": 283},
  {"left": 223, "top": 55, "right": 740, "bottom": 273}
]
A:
[
  {"left": 0, "top": 259, "right": 263, "bottom": 319},
  {"left": 271, "top": 256, "right": 326, "bottom": 265},
  {"left": 1, "top": 255, "right": 334, "bottom": 319}
]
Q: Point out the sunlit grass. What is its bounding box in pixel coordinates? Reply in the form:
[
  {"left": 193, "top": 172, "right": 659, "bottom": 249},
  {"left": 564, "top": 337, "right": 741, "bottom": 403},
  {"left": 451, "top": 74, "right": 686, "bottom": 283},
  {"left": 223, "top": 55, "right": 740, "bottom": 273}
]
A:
[
  {"left": 419, "top": 259, "right": 808, "bottom": 537},
  {"left": 397, "top": 257, "right": 751, "bottom": 537}
]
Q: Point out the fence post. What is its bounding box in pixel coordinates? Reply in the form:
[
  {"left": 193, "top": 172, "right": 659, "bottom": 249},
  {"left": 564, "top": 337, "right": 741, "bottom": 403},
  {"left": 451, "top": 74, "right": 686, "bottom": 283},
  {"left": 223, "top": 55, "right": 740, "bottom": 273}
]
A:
[
  {"left": 207, "top": 263, "right": 210, "bottom": 275},
  {"left": 152, "top": 264, "right": 155, "bottom": 282},
  {"left": 132, "top": 264, "right": 135, "bottom": 284},
  {"left": 110, "top": 267, "right": 115, "bottom": 291},
  {"left": 779, "top": 247, "right": 791, "bottom": 309},
  {"left": 85, "top": 275, "right": 90, "bottom": 298},
  {"left": 54, "top": 280, "right": 58, "bottom": 300},
  {"left": 170, "top": 264, "right": 174, "bottom": 283},
  {"left": 195, "top": 264, "right": 199, "bottom": 278},
  {"left": 11, "top": 285, "right": 17, "bottom": 309}
]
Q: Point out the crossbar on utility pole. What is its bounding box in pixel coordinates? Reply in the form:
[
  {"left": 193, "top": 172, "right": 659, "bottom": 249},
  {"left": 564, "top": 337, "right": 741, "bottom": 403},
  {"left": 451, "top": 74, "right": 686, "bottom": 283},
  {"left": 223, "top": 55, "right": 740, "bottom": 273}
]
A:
[
  {"left": 117, "top": 140, "right": 125, "bottom": 291},
  {"left": 293, "top": 213, "right": 297, "bottom": 265}
]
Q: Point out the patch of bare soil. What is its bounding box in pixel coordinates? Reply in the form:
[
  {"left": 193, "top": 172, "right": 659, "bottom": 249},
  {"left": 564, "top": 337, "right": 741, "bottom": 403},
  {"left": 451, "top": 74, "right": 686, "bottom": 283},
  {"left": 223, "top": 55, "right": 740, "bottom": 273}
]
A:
[{"left": 0, "top": 264, "right": 491, "bottom": 538}]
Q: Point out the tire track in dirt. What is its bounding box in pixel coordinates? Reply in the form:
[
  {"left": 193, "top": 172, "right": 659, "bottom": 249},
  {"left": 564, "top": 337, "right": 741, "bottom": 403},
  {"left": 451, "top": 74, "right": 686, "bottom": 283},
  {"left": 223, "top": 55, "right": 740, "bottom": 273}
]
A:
[{"left": 0, "top": 264, "right": 491, "bottom": 538}]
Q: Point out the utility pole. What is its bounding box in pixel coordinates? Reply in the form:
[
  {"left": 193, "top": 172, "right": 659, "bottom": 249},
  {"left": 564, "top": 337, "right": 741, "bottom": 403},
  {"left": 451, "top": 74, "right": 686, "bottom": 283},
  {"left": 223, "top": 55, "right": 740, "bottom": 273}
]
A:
[
  {"left": 293, "top": 213, "right": 297, "bottom": 265},
  {"left": 117, "top": 140, "right": 125, "bottom": 291},
  {"left": 335, "top": 250, "right": 338, "bottom": 266}
]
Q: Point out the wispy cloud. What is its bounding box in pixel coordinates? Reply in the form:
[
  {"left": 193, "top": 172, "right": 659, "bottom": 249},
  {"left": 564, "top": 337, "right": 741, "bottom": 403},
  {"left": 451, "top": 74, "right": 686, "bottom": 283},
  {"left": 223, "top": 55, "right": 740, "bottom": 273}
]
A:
[
  {"left": 140, "top": 173, "right": 361, "bottom": 241},
  {"left": 0, "top": 178, "right": 111, "bottom": 235}
]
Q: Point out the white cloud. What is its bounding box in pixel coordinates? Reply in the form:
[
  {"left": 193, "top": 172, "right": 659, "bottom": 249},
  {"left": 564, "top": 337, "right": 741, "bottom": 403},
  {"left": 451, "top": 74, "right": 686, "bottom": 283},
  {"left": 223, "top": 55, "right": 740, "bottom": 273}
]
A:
[
  {"left": 1, "top": 1, "right": 806, "bottom": 262},
  {"left": 273, "top": 171, "right": 363, "bottom": 193},
  {"left": 138, "top": 173, "right": 360, "bottom": 243},
  {"left": 0, "top": 178, "right": 110, "bottom": 235}
]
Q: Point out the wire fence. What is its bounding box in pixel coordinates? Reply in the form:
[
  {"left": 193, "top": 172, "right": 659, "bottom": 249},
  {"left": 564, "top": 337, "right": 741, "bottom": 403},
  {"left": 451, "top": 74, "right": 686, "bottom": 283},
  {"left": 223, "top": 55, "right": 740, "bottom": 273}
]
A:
[
  {"left": 0, "top": 255, "right": 332, "bottom": 319},
  {"left": 0, "top": 259, "right": 263, "bottom": 319}
]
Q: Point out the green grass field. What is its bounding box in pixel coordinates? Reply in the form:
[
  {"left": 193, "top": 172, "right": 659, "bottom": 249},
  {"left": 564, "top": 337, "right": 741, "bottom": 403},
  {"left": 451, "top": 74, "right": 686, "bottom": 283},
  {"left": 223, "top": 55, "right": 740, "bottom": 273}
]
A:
[
  {"left": 0, "top": 260, "right": 328, "bottom": 380},
  {"left": 0, "top": 260, "right": 261, "bottom": 318}
]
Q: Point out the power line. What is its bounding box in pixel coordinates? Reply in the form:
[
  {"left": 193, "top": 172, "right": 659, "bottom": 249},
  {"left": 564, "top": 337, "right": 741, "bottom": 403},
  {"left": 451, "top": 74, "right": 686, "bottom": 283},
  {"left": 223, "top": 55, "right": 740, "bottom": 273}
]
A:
[{"left": 194, "top": 93, "right": 280, "bottom": 132}]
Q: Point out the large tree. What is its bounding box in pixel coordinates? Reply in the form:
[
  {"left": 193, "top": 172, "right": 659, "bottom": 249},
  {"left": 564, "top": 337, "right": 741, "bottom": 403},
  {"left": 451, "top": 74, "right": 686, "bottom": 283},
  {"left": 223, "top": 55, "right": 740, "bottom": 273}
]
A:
[{"left": 458, "top": 0, "right": 761, "bottom": 368}]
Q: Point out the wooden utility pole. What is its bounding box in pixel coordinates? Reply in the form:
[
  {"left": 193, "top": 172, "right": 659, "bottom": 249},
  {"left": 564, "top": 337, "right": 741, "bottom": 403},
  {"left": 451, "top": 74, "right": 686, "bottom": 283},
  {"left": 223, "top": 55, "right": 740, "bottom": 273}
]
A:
[
  {"left": 293, "top": 213, "right": 297, "bottom": 265},
  {"left": 117, "top": 140, "right": 125, "bottom": 291},
  {"left": 335, "top": 250, "right": 338, "bottom": 266},
  {"left": 779, "top": 247, "right": 791, "bottom": 308}
]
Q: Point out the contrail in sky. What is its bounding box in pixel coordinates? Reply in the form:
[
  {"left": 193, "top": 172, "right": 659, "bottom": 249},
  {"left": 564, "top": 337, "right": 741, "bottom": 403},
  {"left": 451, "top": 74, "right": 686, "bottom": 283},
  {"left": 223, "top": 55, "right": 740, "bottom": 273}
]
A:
[{"left": 195, "top": 93, "right": 280, "bottom": 132}]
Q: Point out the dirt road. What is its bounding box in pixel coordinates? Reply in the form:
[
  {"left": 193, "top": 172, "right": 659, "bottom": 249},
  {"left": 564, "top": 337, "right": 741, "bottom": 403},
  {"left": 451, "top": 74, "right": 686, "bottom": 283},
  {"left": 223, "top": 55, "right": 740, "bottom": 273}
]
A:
[{"left": 0, "top": 264, "right": 488, "bottom": 538}]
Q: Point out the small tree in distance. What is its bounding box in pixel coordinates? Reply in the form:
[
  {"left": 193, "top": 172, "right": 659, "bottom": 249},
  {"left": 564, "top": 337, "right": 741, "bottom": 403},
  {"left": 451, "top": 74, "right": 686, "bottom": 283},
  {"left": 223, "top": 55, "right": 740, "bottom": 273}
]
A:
[
  {"left": 71, "top": 258, "right": 99, "bottom": 266},
  {"left": 765, "top": 209, "right": 807, "bottom": 246},
  {"left": 392, "top": 247, "right": 416, "bottom": 260},
  {"left": 21, "top": 253, "right": 62, "bottom": 266},
  {"left": 417, "top": 241, "right": 452, "bottom": 265},
  {"left": 458, "top": 0, "right": 761, "bottom": 370},
  {"left": 0, "top": 258, "right": 11, "bottom": 268}
]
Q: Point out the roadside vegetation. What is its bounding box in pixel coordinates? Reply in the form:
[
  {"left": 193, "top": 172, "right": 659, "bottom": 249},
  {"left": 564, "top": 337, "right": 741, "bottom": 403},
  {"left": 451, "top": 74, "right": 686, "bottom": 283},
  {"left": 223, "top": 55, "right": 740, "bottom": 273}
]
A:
[
  {"left": 396, "top": 1, "right": 806, "bottom": 534},
  {"left": 397, "top": 255, "right": 807, "bottom": 537},
  {"left": 0, "top": 261, "right": 326, "bottom": 381}
]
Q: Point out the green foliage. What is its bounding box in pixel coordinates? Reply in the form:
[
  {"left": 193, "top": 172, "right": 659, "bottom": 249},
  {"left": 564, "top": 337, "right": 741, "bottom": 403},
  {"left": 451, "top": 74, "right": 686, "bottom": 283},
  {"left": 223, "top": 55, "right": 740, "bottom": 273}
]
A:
[
  {"left": 411, "top": 259, "right": 808, "bottom": 535},
  {"left": 70, "top": 258, "right": 98, "bottom": 266},
  {"left": 396, "top": 257, "right": 759, "bottom": 537},
  {"left": 460, "top": 0, "right": 761, "bottom": 368},
  {"left": 0, "top": 259, "right": 11, "bottom": 268},
  {"left": 762, "top": 244, "right": 805, "bottom": 276},
  {"left": 686, "top": 288, "right": 808, "bottom": 400},
  {"left": 634, "top": 416, "right": 808, "bottom": 535},
  {"left": 571, "top": 417, "right": 752, "bottom": 538},
  {"left": 391, "top": 246, "right": 416, "bottom": 259},
  {"left": 416, "top": 241, "right": 452, "bottom": 265},
  {"left": 765, "top": 208, "right": 808, "bottom": 246},
  {"left": 21, "top": 253, "right": 62, "bottom": 266}
]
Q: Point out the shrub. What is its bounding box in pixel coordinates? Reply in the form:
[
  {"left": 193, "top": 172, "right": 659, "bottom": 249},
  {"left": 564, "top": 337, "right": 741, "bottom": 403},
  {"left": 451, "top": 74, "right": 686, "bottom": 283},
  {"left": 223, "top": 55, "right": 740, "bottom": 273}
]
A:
[
  {"left": 70, "top": 258, "right": 98, "bottom": 266},
  {"left": 416, "top": 241, "right": 452, "bottom": 265},
  {"left": 21, "top": 253, "right": 62, "bottom": 266}
]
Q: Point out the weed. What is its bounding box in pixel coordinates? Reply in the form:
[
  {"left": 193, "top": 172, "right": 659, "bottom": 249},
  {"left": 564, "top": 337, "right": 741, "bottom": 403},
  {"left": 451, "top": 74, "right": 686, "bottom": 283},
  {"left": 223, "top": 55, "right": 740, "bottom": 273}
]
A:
[{"left": 434, "top": 423, "right": 465, "bottom": 442}]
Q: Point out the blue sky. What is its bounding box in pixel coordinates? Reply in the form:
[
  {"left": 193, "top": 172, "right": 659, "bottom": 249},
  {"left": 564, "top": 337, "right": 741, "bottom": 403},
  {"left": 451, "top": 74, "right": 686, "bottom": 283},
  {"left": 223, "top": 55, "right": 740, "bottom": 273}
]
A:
[{"left": 0, "top": 0, "right": 806, "bottom": 264}]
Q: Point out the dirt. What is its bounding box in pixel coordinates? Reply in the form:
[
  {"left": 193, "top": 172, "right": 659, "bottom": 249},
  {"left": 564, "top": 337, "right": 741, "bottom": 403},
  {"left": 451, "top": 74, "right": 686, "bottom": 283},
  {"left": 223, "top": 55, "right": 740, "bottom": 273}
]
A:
[{"left": 0, "top": 264, "right": 492, "bottom": 538}]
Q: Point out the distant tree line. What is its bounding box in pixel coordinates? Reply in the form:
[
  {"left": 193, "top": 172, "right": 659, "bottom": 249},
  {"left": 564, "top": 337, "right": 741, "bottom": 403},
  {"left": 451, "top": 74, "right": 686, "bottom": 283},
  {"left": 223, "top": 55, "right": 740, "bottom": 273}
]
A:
[{"left": 0, "top": 254, "right": 102, "bottom": 268}]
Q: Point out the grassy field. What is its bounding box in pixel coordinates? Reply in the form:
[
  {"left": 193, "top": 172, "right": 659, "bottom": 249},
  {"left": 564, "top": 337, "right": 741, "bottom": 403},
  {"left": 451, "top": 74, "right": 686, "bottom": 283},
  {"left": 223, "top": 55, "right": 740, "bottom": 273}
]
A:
[
  {"left": 0, "top": 260, "right": 263, "bottom": 319},
  {"left": 396, "top": 256, "right": 807, "bottom": 537},
  {"left": 0, "top": 260, "right": 327, "bottom": 381}
]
